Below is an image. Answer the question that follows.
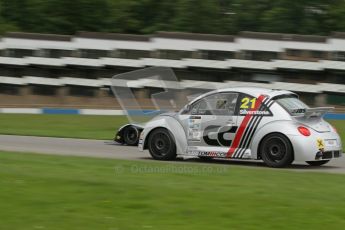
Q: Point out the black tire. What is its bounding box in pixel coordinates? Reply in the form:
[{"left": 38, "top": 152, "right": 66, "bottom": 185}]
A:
[
  {"left": 260, "top": 133, "right": 294, "bottom": 168},
  {"left": 123, "top": 126, "right": 140, "bottom": 146},
  {"left": 148, "top": 128, "right": 176, "bottom": 160},
  {"left": 306, "top": 160, "right": 329, "bottom": 166}
]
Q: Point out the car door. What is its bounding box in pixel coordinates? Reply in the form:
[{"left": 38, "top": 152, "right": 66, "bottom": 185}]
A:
[
  {"left": 229, "top": 93, "right": 274, "bottom": 159},
  {"left": 178, "top": 92, "right": 239, "bottom": 157}
]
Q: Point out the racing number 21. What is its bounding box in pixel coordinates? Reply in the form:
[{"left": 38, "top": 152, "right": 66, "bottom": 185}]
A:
[{"left": 240, "top": 97, "right": 257, "bottom": 109}]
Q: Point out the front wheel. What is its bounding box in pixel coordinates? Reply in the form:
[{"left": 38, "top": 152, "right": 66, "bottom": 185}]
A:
[
  {"left": 260, "top": 133, "right": 294, "bottom": 168},
  {"left": 306, "top": 160, "right": 329, "bottom": 166},
  {"left": 148, "top": 128, "right": 176, "bottom": 160}
]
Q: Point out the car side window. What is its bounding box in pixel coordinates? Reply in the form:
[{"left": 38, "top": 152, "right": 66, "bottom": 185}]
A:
[{"left": 190, "top": 93, "right": 238, "bottom": 115}]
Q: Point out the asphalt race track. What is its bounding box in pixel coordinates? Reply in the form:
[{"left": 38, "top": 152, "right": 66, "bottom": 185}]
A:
[{"left": 0, "top": 134, "right": 344, "bottom": 174}]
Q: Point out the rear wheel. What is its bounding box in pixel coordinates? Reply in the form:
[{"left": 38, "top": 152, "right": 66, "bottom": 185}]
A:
[
  {"left": 260, "top": 133, "right": 294, "bottom": 168},
  {"left": 123, "top": 126, "right": 140, "bottom": 146},
  {"left": 148, "top": 128, "right": 176, "bottom": 160},
  {"left": 306, "top": 160, "right": 329, "bottom": 166}
]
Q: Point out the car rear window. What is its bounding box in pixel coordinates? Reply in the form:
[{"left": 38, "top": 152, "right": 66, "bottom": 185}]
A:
[{"left": 275, "top": 95, "right": 309, "bottom": 116}]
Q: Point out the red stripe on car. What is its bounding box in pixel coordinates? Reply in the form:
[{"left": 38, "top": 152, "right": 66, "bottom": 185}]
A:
[{"left": 226, "top": 95, "right": 266, "bottom": 157}]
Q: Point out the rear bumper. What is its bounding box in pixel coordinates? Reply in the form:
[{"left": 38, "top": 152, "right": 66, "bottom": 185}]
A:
[
  {"left": 288, "top": 131, "right": 342, "bottom": 162},
  {"left": 315, "top": 150, "right": 342, "bottom": 160}
]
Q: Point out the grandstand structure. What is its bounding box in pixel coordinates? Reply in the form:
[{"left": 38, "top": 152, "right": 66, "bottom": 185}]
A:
[{"left": 0, "top": 31, "right": 344, "bottom": 111}]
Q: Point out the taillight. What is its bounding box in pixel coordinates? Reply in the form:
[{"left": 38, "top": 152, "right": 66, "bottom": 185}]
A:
[{"left": 298, "top": 126, "right": 311, "bottom": 136}]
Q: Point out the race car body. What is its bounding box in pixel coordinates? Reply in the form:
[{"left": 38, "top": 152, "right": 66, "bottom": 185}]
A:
[{"left": 134, "top": 87, "right": 342, "bottom": 167}]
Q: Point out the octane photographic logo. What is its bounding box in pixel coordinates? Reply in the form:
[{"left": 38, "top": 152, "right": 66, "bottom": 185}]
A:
[
  {"left": 110, "top": 67, "right": 186, "bottom": 123},
  {"left": 114, "top": 164, "right": 228, "bottom": 175},
  {"left": 110, "top": 67, "right": 217, "bottom": 154}
]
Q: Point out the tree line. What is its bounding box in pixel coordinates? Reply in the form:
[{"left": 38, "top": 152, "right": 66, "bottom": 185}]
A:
[{"left": 0, "top": 0, "right": 344, "bottom": 35}]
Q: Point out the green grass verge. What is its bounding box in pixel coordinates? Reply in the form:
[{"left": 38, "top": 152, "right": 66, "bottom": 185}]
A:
[
  {"left": 0, "top": 114, "right": 129, "bottom": 140},
  {"left": 1, "top": 151, "right": 345, "bottom": 230},
  {"left": 0, "top": 114, "right": 344, "bottom": 149}
]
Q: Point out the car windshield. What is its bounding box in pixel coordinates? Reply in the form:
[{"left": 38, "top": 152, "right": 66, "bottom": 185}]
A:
[{"left": 275, "top": 95, "right": 309, "bottom": 116}]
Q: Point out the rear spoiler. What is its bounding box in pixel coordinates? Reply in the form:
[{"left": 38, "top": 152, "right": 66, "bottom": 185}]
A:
[{"left": 303, "top": 107, "right": 334, "bottom": 118}]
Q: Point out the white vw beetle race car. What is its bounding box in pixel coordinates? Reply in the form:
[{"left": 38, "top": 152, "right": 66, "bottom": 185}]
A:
[{"left": 115, "top": 87, "right": 342, "bottom": 167}]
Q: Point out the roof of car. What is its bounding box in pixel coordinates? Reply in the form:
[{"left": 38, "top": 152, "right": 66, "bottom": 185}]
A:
[{"left": 189, "top": 87, "right": 296, "bottom": 105}]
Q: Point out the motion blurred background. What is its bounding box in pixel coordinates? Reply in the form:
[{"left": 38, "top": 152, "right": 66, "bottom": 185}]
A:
[
  {"left": 1, "top": 2, "right": 345, "bottom": 229},
  {"left": 0, "top": 0, "right": 344, "bottom": 112}
]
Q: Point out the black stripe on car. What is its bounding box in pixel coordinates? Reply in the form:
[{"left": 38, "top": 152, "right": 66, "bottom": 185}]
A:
[{"left": 232, "top": 98, "right": 274, "bottom": 158}]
